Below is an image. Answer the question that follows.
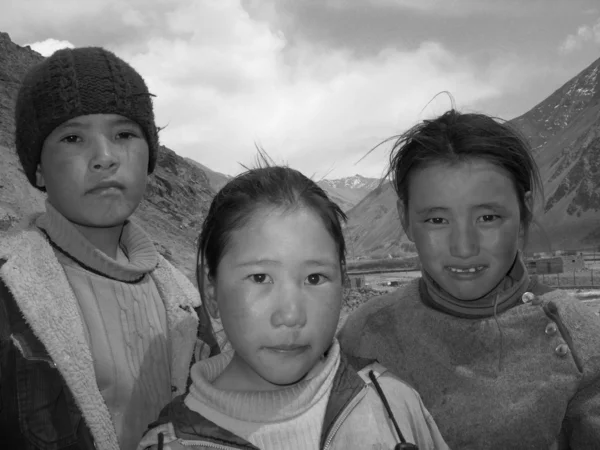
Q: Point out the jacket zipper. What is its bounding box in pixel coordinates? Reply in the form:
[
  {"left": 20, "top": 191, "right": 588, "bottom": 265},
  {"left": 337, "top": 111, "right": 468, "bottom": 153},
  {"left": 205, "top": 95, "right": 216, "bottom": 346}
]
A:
[{"left": 322, "top": 387, "right": 367, "bottom": 450}]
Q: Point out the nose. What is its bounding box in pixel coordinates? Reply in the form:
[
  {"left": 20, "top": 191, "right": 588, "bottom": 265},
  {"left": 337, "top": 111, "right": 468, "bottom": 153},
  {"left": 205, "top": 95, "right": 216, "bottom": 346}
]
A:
[
  {"left": 449, "top": 221, "right": 480, "bottom": 259},
  {"left": 270, "top": 283, "right": 307, "bottom": 328},
  {"left": 90, "top": 135, "right": 119, "bottom": 172}
]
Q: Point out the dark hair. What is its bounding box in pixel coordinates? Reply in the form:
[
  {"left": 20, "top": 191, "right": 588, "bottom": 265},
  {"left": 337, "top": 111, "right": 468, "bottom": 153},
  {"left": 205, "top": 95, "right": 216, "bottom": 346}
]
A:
[
  {"left": 387, "top": 109, "right": 542, "bottom": 232},
  {"left": 196, "top": 164, "right": 348, "bottom": 290}
]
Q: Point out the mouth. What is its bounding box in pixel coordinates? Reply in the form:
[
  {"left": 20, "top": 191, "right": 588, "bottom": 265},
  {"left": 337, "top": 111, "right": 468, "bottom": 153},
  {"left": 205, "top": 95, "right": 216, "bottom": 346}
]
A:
[
  {"left": 87, "top": 180, "right": 126, "bottom": 194},
  {"left": 266, "top": 344, "right": 310, "bottom": 354},
  {"left": 444, "top": 265, "right": 488, "bottom": 278},
  {"left": 446, "top": 265, "right": 486, "bottom": 274}
]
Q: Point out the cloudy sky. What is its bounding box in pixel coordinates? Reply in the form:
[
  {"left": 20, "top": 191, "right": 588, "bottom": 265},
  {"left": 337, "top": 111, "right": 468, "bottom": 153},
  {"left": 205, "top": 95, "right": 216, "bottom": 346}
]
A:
[{"left": 2, "top": 0, "right": 599, "bottom": 178}]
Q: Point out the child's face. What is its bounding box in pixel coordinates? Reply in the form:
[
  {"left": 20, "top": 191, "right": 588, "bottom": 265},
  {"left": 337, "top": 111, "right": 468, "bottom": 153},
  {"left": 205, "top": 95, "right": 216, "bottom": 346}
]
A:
[
  {"left": 209, "top": 206, "right": 343, "bottom": 390},
  {"left": 401, "top": 159, "right": 523, "bottom": 301},
  {"left": 36, "top": 114, "right": 149, "bottom": 228}
]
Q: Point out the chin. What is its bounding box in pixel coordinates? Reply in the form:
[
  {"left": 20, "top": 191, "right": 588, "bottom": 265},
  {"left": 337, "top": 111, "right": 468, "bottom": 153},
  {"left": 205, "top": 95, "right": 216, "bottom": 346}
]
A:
[
  {"left": 448, "top": 284, "right": 496, "bottom": 302},
  {"left": 264, "top": 369, "right": 311, "bottom": 387}
]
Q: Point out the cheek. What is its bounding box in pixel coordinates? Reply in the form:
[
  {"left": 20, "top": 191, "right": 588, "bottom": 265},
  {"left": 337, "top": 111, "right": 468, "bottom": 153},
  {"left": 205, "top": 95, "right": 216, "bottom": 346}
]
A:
[
  {"left": 42, "top": 159, "right": 84, "bottom": 193},
  {"left": 487, "top": 226, "right": 520, "bottom": 258},
  {"left": 218, "top": 285, "right": 267, "bottom": 331},
  {"left": 481, "top": 218, "right": 521, "bottom": 244},
  {"left": 311, "top": 285, "right": 343, "bottom": 322},
  {"left": 410, "top": 226, "right": 441, "bottom": 255}
]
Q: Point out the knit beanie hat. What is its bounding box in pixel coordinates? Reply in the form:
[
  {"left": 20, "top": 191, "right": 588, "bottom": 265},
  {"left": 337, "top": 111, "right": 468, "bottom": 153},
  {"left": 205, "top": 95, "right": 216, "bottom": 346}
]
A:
[{"left": 14, "top": 46, "right": 159, "bottom": 190}]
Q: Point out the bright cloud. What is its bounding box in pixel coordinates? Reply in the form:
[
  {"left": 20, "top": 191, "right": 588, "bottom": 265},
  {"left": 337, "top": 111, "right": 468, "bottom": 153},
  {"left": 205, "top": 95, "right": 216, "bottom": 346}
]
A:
[
  {"left": 26, "top": 38, "right": 74, "bottom": 56},
  {"left": 0, "top": 0, "right": 565, "bottom": 178},
  {"left": 123, "top": 1, "right": 523, "bottom": 178},
  {"left": 559, "top": 17, "right": 600, "bottom": 54}
]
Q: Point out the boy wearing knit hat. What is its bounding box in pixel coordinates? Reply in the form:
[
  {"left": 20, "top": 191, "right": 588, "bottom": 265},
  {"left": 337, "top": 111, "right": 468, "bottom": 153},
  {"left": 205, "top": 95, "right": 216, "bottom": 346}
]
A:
[{"left": 0, "top": 47, "right": 220, "bottom": 450}]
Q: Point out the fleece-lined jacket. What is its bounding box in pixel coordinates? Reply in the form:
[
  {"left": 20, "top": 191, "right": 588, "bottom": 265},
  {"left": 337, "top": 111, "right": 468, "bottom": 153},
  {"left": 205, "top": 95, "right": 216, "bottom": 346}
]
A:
[
  {"left": 0, "top": 226, "right": 216, "bottom": 450},
  {"left": 137, "top": 353, "right": 450, "bottom": 450}
]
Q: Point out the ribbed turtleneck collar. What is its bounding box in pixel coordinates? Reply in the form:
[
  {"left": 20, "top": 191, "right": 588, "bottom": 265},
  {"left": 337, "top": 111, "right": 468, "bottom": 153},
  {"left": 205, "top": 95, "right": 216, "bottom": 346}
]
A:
[
  {"left": 186, "top": 339, "right": 341, "bottom": 423},
  {"left": 36, "top": 200, "right": 158, "bottom": 282}
]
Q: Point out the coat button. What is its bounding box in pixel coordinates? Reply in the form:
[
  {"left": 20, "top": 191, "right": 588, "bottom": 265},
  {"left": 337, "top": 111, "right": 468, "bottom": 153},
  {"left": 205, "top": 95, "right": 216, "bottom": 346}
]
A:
[
  {"left": 555, "top": 344, "right": 569, "bottom": 357},
  {"left": 521, "top": 292, "right": 535, "bottom": 303},
  {"left": 545, "top": 323, "right": 558, "bottom": 336},
  {"left": 171, "top": 385, "right": 177, "bottom": 393}
]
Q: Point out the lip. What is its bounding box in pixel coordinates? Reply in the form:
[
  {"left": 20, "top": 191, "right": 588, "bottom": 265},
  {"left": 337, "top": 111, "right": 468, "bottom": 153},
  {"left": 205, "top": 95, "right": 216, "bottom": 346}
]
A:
[
  {"left": 444, "top": 264, "right": 487, "bottom": 279},
  {"left": 265, "top": 344, "right": 310, "bottom": 354},
  {"left": 87, "top": 180, "right": 126, "bottom": 194}
]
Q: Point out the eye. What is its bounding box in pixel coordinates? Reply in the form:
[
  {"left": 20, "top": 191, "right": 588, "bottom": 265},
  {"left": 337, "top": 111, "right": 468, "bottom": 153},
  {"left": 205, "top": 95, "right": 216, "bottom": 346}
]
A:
[
  {"left": 425, "top": 217, "right": 448, "bottom": 225},
  {"left": 60, "top": 135, "right": 81, "bottom": 144},
  {"left": 478, "top": 214, "right": 500, "bottom": 223},
  {"left": 306, "top": 274, "right": 326, "bottom": 285},
  {"left": 116, "top": 131, "right": 139, "bottom": 140},
  {"left": 249, "top": 273, "right": 273, "bottom": 284}
]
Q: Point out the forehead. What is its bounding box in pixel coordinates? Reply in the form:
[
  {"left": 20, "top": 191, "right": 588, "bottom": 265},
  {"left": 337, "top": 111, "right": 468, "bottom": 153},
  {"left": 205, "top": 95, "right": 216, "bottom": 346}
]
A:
[
  {"left": 408, "top": 159, "right": 518, "bottom": 208},
  {"left": 223, "top": 206, "right": 338, "bottom": 259}
]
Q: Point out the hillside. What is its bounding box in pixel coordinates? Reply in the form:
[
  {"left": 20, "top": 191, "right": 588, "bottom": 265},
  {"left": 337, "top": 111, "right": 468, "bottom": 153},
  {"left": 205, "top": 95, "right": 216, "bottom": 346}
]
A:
[
  {"left": 185, "top": 158, "right": 231, "bottom": 191},
  {"left": 0, "top": 32, "right": 215, "bottom": 280},
  {"left": 318, "top": 174, "right": 380, "bottom": 212},
  {"left": 511, "top": 57, "right": 600, "bottom": 251},
  {"left": 345, "top": 56, "right": 600, "bottom": 256},
  {"left": 344, "top": 182, "right": 413, "bottom": 258}
]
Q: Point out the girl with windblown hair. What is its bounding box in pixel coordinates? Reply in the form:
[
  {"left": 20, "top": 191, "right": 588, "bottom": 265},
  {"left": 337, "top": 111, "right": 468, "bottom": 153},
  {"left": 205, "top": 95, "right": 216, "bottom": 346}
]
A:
[{"left": 339, "top": 109, "right": 600, "bottom": 449}]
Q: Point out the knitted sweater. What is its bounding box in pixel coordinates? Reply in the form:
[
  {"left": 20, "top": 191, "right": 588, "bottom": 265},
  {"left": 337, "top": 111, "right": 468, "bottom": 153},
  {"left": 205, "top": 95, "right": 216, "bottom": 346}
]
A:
[
  {"left": 183, "top": 340, "right": 341, "bottom": 449},
  {"left": 37, "top": 203, "right": 172, "bottom": 450},
  {"left": 138, "top": 339, "right": 450, "bottom": 450},
  {"left": 0, "top": 210, "right": 211, "bottom": 450},
  {"left": 338, "top": 278, "right": 600, "bottom": 449}
]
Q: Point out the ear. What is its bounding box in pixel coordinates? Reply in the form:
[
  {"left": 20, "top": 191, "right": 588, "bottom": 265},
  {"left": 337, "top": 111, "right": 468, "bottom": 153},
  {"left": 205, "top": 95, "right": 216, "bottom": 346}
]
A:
[
  {"left": 201, "top": 268, "right": 219, "bottom": 319},
  {"left": 396, "top": 199, "right": 413, "bottom": 242},
  {"left": 35, "top": 164, "right": 46, "bottom": 188}
]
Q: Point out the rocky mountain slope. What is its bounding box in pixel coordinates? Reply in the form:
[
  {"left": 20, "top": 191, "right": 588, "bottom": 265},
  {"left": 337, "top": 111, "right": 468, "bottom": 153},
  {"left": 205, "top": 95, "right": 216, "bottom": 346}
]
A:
[
  {"left": 345, "top": 56, "right": 600, "bottom": 256},
  {"left": 318, "top": 174, "right": 381, "bottom": 212},
  {"left": 511, "top": 57, "right": 600, "bottom": 251},
  {"left": 185, "top": 158, "right": 231, "bottom": 192},
  {"left": 343, "top": 182, "right": 413, "bottom": 259},
  {"left": 0, "top": 32, "right": 215, "bottom": 280}
]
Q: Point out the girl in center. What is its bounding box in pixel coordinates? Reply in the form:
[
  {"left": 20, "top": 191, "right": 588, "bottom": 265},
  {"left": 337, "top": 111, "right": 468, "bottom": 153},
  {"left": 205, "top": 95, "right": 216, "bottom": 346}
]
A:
[{"left": 138, "top": 164, "right": 449, "bottom": 450}]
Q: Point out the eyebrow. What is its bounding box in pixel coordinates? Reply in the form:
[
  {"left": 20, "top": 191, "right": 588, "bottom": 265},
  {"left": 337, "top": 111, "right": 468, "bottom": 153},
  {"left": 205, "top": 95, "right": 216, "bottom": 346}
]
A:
[
  {"left": 415, "top": 206, "right": 449, "bottom": 215},
  {"left": 472, "top": 202, "right": 508, "bottom": 211},
  {"left": 235, "top": 259, "right": 279, "bottom": 268},
  {"left": 235, "top": 258, "right": 338, "bottom": 268},
  {"left": 415, "top": 203, "right": 508, "bottom": 215}
]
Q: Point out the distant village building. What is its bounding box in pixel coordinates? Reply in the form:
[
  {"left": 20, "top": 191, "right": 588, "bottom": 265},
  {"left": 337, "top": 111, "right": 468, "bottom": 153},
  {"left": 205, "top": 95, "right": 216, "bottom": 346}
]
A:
[
  {"left": 346, "top": 275, "right": 365, "bottom": 289},
  {"left": 526, "top": 253, "right": 587, "bottom": 274},
  {"left": 526, "top": 256, "right": 563, "bottom": 274}
]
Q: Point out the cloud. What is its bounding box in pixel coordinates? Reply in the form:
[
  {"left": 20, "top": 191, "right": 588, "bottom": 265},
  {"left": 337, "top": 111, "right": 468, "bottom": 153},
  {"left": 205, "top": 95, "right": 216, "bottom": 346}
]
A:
[
  {"left": 0, "top": 0, "right": 184, "bottom": 51},
  {"left": 1, "top": 0, "right": 540, "bottom": 178},
  {"left": 26, "top": 38, "right": 74, "bottom": 56},
  {"left": 559, "top": 17, "right": 600, "bottom": 54}
]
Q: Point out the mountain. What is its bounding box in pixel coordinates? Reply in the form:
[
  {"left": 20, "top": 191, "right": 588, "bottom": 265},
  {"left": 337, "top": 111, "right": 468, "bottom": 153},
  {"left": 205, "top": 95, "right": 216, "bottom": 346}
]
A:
[
  {"left": 511, "top": 57, "right": 600, "bottom": 251},
  {"left": 0, "top": 32, "right": 216, "bottom": 280},
  {"left": 345, "top": 56, "right": 600, "bottom": 257},
  {"left": 318, "top": 174, "right": 381, "bottom": 212},
  {"left": 185, "top": 158, "right": 231, "bottom": 191},
  {"left": 343, "top": 182, "right": 415, "bottom": 259}
]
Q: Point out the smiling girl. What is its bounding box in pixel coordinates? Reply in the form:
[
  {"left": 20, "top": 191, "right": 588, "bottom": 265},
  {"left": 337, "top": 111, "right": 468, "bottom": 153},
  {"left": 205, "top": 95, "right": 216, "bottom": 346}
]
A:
[{"left": 339, "top": 109, "right": 600, "bottom": 449}]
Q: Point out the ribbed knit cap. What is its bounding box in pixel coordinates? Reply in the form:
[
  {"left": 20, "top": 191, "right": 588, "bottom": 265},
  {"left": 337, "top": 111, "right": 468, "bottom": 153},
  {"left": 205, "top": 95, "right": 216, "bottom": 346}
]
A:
[{"left": 14, "top": 46, "right": 159, "bottom": 190}]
